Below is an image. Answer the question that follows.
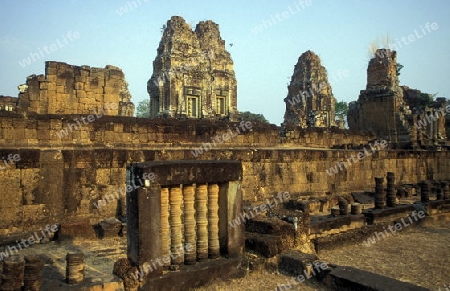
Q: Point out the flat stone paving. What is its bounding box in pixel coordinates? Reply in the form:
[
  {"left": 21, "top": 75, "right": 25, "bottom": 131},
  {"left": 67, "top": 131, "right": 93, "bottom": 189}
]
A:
[
  {"left": 1, "top": 211, "right": 447, "bottom": 290},
  {"left": 319, "top": 215, "right": 450, "bottom": 290}
]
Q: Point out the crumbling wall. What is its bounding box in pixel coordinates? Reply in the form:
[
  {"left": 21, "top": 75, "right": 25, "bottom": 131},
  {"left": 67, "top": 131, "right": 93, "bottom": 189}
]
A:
[
  {"left": 148, "top": 16, "right": 238, "bottom": 120},
  {"left": 18, "top": 61, "right": 134, "bottom": 116},
  {"left": 283, "top": 50, "right": 336, "bottom": 128},
  {"left": 1, "top": 147, "right": 449, "bottom": 236},
  {"left": 0, "top": 114, "right": 376, "bottom": 149}
]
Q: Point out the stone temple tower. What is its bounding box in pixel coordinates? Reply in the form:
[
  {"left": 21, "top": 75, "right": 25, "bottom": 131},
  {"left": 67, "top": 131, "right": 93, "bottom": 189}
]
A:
[
  {"left": 283, "top": 50, "right": 336, "bottom": 128},
  {"left": 347, "top": 49, "right": 410, "bottom": 144},
  {"left": 147, "top": 16, "right": 238, "bottom": 120}
]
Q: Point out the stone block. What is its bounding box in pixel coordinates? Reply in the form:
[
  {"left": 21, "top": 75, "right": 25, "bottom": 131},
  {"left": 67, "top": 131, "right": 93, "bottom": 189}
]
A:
[
  {"left": 325, "top": 266, "right": 431, "bottom": 291},
  {"left": 279, "top": 250, "right": 319, "bottom": 276},
  {"left": 76, "top": 90, "right": 87, "bottom": 98},
  {"left": 96, "top": 169, "right": 111, "bottom": 185},
  {"left": 245, "top": 232, "right": 281, "bottom": 258},
  {"left": 59, "top": 219, "right": 96, "bottom": 240},
  {"left": 97, "top": 217, "right": 122, "bottom": 238}
]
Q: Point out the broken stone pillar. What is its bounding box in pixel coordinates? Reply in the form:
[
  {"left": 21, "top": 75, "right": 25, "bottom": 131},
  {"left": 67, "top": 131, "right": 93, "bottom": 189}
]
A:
[
  {"left": 375, "top": 177, "right": 385, "bottom": 209},
  {"left": 338, "top": 198, "right": 348, "bottom": 215},
  {"left": 420, "top": 181, "right": 430, "bottom": 203},
  {"left": 1, "top": 255, "right": 24, "bottom": 291},
  {"left": 66, "top": 253, "right": 85, "bottom": 284},
  {"left": 386, "top": 172, "right": 396, "bottom": 207},
  {"left": 351, "top": 203, "right": 362, "bottom": 215},
  {"left": 23, "top": 255, "right": 44, "bottom": 291}
]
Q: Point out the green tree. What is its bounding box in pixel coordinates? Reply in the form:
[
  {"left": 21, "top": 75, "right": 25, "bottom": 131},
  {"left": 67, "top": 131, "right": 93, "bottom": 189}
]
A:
[
  {"left": 136, "top": 99, "right": 150, "bottom": 118},
  {"left": 396, "top": 63, "right": 404, "bottom": 76},
  {"left": 418, "top": 92, "right": 436, "bottom": 107},
  {"left": 335, "top": 100, "right": 348, "bottom": 120},
  {"left": 239, "top": 111, "right": 269, "bottom": 124}
]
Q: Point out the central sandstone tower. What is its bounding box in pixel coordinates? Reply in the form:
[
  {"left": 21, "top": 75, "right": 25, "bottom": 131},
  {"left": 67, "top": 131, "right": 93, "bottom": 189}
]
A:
[{"left": 147, "top": 16, "right": 238, "bottom": 120}]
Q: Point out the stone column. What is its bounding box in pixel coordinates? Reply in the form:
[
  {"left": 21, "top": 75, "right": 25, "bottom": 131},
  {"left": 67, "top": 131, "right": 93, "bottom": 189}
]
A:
[
  {"left": 183, "top": 185, "right": 197, "bottom": 265},
  {"left": 195, "top": 184, "right": 209, "bottom": 262},
  {"left": 66, "top": 253, "right": 84, "bottom": 284},
  {"left": 386, "top": 172, "right": 396, "bottom": 207},
  {"left": 160, "top": 187, "right": 171, "bottom": 269},
  {"left": 374, "top": 177, "right": 385, "bottom": 209},
  {"left": 169, "top": 186, "right": 184, "bottom": 265},
  {"left": 24, "top": 255, "right": 44, "bottom": 291},
  {"left": 126, "top": 185, "right": 162, "bottom": 277},
  {"left": 338, "top": 198, "right": 348, "bottom": 215},
  {"left": 208, "top": 184, "right": 220, "bottom": 259},
  {"left": 1, "top": 255, "right": 24, "bottom": 291}
]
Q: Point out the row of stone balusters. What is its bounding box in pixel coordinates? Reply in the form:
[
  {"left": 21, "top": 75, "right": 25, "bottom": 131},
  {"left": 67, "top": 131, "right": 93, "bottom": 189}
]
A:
[{"left": 160, "top": 184, "right": 220, "bottom": 269}]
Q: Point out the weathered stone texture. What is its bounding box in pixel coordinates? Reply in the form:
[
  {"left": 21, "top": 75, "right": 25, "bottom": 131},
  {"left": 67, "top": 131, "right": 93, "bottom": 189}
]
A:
[
  {"left": 366, "top": 49, "right": 399, "bottom": 90},
  {"left": 348, "top": 49, "right": 409, "bottom": 144},
  {"left": 0, "top": 114, "right": 374, "bottom": 148},
  {"left": 18, "top": 61, "right": 134, "bottom": 116},
  {"left": 148, "top": 16, "right": 238, "bottom": 120},
  {"left": 1, "top": 147, "right": 449, "bottom": 236},
  {"left": 284, "top": 50, "right": 336, "bottom": 128},
  {"left": 348, "top": 49, "right": 447, "bottom": 148}
]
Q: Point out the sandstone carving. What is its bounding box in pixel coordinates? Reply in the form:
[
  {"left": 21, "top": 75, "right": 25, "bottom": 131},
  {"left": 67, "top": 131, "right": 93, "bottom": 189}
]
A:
[
  {"left": 147, "top": 16, "right": 238, "bottom": 120},
  {"left": 283, "top": 50, "right": 336, "bottom": 128},
  {"left": 348, "top": 49, "right": 447, "bottom": 148}
]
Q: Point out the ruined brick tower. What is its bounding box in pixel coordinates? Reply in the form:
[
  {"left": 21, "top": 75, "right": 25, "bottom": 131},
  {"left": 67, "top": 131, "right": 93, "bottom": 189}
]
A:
[
  {"left": 283, "top": 50, "right": 336, "bottom": 128},
  {"left": 348, "top": 49, "right": 447, "bottom": 148},
  {"left": 147, "top": 16, "right": 238, "bottom": 120},
  {"left": 348, "top": 49, "right": 411, "bottom": 145},
  {"left": 18, "top": 61, "right": 135, "bottom": 116}
]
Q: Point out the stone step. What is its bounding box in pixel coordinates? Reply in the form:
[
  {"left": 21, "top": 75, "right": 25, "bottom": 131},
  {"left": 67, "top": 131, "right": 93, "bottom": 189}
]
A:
[{"left": 325, "top": 266, "right": 431, "bottom": 291}]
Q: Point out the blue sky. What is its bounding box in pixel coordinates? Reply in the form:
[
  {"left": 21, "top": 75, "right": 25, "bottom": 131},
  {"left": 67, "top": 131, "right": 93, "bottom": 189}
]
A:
[{"left": 0, "top": 0, "right": 449, "bottom": 124}]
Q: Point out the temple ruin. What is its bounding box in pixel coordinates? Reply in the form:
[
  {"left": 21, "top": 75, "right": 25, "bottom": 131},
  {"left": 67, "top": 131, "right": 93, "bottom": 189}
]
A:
[
  {"left": 15, "top": 61, "right": 135, "bottom": 116},
  {"left": 0, "top": 17, "right": 448, "bottom": 291},
  {"left": 283, "top": 50, "right": 336, "bottom": 128},
  {"left": 347, "top": 49, "right": 448, "bottom": 148},
  {"left": 147, "top": 16, "right": 238, "bottom": 120}
]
